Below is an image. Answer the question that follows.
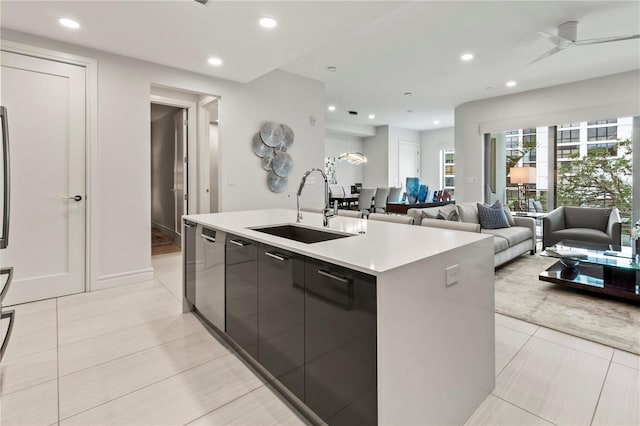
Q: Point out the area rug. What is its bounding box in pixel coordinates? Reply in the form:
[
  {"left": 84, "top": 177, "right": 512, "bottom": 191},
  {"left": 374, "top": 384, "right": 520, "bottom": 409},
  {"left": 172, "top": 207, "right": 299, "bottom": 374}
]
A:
[{"left": 495, "top": 254, "right": 640, "bottom": 355}]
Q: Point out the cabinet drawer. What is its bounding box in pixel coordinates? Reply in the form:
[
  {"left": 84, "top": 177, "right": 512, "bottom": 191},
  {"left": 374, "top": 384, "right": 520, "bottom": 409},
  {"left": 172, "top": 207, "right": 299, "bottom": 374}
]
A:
[{"left": 304, "top": 257, "right": 377, "bottom": 424}]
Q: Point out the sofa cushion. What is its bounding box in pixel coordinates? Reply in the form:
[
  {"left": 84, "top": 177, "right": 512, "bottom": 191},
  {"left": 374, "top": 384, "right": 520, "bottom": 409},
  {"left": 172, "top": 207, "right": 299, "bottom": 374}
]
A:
[
  {"left": 477, "top": 202, "right": 510, "bottom": 229},
  {"left": 487, "top": 234, "right": 509, "bottom": 253},
  {"left": 482, "top": 226, "right": 533, "bottom": 247},
  {"left": 550, "top": 228, "right": 614, "bottom": 245},
  {"left": 457, "top": 202, "right": 479, "bottom": 224},
  {"left": 564, "top": 207, "right": 610, "bottom": 232}
]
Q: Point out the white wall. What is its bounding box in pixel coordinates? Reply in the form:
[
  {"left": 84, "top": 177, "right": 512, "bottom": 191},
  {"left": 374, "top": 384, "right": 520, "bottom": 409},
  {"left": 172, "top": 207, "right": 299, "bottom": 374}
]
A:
[
  {"left": 419, "top": 127, "right": 454, "bottom": 191},
  {"left": 222, "top": 70, "right": 325, "bottom": 212},
  {"left": 363, "top": 126, "right": 389, "bottom": 188},
  {"left": 325, "top": 131, "right": 364, "bottom": 190},
  {"left": 388, "top": 126, "right": 420, "bottom": 188},
  {"left": 455, "top": 70, "right": 640, "bottom": 202},
  {"left": 2, "top": 30, "right": 325, "bottom": 288}
]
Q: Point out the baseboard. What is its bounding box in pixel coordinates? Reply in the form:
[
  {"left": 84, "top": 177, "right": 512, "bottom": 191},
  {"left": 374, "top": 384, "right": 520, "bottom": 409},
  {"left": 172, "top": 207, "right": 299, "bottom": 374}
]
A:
[{"left": 95, "top": 268, "right": 155, "bottom": 291}]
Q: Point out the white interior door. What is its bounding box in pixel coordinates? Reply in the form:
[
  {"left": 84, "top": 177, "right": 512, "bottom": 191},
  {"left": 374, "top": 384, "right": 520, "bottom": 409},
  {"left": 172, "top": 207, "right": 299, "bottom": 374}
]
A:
[
  {"left": 1, "top": 51, "right": 86, "bottom": 305},
  {"left": 173, "top": 109, "right": 187, "bottom": 234},
  {"left": 398, "top": 141, "right": 420, "bottom": 190}
]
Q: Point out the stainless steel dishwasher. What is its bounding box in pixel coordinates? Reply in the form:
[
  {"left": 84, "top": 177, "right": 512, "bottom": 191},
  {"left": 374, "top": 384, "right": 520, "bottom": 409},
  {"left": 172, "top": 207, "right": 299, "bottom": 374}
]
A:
[{"left": 195, "top": 225, "right": 226, "bottom": 331}]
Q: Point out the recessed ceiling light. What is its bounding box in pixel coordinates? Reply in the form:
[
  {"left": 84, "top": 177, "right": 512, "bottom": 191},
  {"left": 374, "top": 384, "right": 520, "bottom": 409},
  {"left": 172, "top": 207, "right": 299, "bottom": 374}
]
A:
[
  {"left": 433, "top": 120, "right": 440, "bottom": 125},
  {"left": 327, "top": 66, "right": 337, "bottom": 72},
  {"left": 460, "top": 53, "right": 474, "bottom": 61},
  {"left": 208, "top": 57, "right": 223, "bottom": 66},
  {"left": 259, "top": 17, "right": 277, "bottom": 29},
  {"left": 506, "top": 80, "right": 517, "bottom": 87},
  {"left": 328, "top": 105, "right": 336, "bottom": 111},
  {"left": 59, "top": 18, "right": 80, "bottom": 29},
  {"left": 404, "top": 92, "right": 413, "bottom": 97},
  {"left": 368, "top": 114, "right": 375, "bottom": 119}
]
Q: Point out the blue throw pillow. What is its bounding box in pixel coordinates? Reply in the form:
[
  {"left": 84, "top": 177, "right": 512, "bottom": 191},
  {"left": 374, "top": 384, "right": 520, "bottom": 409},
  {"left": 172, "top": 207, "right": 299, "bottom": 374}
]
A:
[{"left": 477, "top": 201, "right": 510, "bottom": 229}]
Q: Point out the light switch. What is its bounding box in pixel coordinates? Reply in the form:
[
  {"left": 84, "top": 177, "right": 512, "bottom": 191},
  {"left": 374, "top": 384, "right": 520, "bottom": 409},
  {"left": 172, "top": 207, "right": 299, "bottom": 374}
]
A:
[{"left": 445, "top": 264, "right": 459, "bottom": 287}]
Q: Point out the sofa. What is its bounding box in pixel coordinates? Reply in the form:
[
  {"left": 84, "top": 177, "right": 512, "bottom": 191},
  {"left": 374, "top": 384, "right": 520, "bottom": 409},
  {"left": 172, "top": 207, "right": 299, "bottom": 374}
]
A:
[
  {"left": 542, "top": 206, "right": 621, "bottom": 249},
  {"left": 408, "top": 202, "right": 536, "bottom": 267}
]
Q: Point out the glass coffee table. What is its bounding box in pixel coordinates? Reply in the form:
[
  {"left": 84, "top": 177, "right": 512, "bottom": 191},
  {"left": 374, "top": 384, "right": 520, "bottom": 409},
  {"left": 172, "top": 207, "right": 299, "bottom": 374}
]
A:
[{"left": 540, "top": 240, "right": 639, "bottom": 302}]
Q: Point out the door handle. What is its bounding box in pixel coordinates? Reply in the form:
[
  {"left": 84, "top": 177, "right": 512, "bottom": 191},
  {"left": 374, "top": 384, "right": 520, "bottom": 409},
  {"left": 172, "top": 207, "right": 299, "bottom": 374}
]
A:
[
  {"left": 1, "top": 106, "right": 10, "bottom": 250},
  {"left": 62, "top": 195, "right": 82, "bottom": 201}
]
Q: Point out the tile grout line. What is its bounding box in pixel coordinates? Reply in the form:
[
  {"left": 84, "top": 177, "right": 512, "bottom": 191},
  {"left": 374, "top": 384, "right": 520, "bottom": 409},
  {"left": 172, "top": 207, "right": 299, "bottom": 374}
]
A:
[
  {"left": 57, "top": 286, "right": 177, "bottom": 327},
  {"left": 531, "top": 333, "right": 614, "bottom": 362},
  {"left": 182, "top": 384, "right": 267, "bottom": 426},
  {"left": 153, "top": 272, "right": 182, "bottom": 304},
  {"left": 495, "top": 329, "right": 536, "bottom": 379},
  {"left": 491, "top": 394, "right": 559, "bottom": 426},
  {"left": 589, "top": 356, "right": 613, "bottom": 425},
  {"left": 58, "top": 351, "right": 248, "bottom": 422},
  {"left": 58, "top": 327, "right": 210, "bottom": 379},
  {"left": 57, "top": 301, "right": 183, "bottom": 349}
]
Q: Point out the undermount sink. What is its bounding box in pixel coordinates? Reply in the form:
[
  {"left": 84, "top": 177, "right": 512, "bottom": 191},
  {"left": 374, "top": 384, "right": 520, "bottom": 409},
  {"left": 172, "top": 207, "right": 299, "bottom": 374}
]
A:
[{"left": 251, "top": 224, "right": 354, "bottom": 244}]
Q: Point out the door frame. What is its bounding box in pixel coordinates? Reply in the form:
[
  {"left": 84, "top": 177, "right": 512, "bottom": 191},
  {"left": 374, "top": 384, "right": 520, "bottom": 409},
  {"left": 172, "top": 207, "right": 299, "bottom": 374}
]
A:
[
  {"left": 1, "top": 39, "right": 98, "bottom": 292},
  {"left": 150, "top": 95, "right": 197, "bottom": 215}
]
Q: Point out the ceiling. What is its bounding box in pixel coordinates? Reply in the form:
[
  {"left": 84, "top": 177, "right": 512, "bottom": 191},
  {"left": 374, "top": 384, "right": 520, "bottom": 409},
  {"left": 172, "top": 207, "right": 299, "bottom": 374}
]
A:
[
  {"left": 150, "top": 103, "right": 182, "bottom": 122},
  {"left": 2, "top": 1, "right": 639, "bottom": 132}
]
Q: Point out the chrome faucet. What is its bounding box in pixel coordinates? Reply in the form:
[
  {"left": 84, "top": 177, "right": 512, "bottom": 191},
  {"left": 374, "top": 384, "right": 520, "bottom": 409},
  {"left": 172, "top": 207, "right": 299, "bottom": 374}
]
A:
[{"left": 296, "top": 168, "right": 336, "bottom": 227}]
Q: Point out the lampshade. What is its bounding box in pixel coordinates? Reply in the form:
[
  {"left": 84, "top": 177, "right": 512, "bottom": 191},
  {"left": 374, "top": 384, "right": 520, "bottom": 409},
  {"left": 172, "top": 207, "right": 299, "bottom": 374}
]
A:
[
  {"left": 338, "top": 152, "right": 367, "bottom": 165},
  {"left": 510, "top": 166, "right": 536, "bottom": 184}
]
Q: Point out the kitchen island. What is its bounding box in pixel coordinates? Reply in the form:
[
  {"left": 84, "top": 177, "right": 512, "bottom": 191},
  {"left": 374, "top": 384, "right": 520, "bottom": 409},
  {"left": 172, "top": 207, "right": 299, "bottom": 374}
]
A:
[{"left": 182, "top": 209, "right": 495, "bottom": 425}]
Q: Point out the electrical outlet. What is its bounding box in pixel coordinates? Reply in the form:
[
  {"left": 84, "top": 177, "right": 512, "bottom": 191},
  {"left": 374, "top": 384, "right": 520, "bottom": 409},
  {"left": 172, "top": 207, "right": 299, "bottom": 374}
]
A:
[{"left": 445, "top": 264, "right": 459, "bottom": 287}]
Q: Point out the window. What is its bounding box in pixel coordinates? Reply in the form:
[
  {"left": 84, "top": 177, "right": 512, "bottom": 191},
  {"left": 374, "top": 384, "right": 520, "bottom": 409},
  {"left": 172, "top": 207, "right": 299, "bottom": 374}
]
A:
[
  {"left": 587, "top": 142, "right": 618, "bottom": 156},
  {"left": 506, "top": 136, "right": 519, "bottom": 148},
  {"left": 587, "top": 126, "right": 617, "bottom": 141},
  {"left": 442, "top": 149, "right": 455, "bottom": 195},
  {"left": 558, "top": 129, "right": 580, "bottom": 143},
  {"left": 559, "top": 123, "right": 580, "bottom": 128},
  {"left": 558, "top": 145, "right": 580, "bottom": 159},
  {"left": 587, "top": 119, "right": 617, "bottom": 125}
]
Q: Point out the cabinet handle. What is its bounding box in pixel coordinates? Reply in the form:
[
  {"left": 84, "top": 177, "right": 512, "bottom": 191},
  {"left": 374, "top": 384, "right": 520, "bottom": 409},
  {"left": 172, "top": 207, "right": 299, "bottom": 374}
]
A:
[
  {"left": 200, "top": 234, "right": 216, "bottom": 243},
  {"left": 317, "top": 269, "right": 349, "bottom": 284},
  {"left": 184, "top": 222, "right": 197, "bottom": 228},
  {"left": 265, "top": 251, "right": 289, "bottom": 262},
  {"left": 0, "top": 267, "right": 13, "bottom": 304},
  {"left": 0, "top": 309, "right": 15, "bottom": 362},
  {"left": 229, "top": 239, "right": 250, "bottom": 247}
]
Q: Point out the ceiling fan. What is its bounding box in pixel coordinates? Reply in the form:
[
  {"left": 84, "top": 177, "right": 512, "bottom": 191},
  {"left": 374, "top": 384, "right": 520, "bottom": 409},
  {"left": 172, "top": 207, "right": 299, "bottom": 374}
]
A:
[{"left": 529, "top": 21, "right": 640, "bottom": 65}]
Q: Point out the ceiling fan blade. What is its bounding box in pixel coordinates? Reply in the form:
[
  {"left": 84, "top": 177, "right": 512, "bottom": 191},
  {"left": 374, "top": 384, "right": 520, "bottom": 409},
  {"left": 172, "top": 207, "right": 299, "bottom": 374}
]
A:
[
  {"left": 538, "top": 31, "right": 572, "bottom": 46},
  {"left": 572, "top": 34, "right": 640, "bottom": 46},
  {"left": 527, "top": 46, "right": 563, "bottom": 65}
]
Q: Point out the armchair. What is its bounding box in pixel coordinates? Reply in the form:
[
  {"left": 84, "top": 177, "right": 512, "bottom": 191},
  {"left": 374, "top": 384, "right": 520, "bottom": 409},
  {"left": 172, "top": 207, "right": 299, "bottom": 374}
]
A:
[{"left": 543, "top": 206, "right": 622, "bottom": 249}]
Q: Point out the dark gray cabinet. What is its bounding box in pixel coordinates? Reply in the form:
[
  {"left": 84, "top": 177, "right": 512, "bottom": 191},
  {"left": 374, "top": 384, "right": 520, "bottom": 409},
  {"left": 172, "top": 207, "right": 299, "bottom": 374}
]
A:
[
  {"left": 304, "top": 258, "right": 378, "bottom": 425},
  {"left": 225, "top": 234, "right": 258, "bottom": 358},
  {"left": 257, "top": 243, "right": 305, "bottom": 401},
  {"left": 210, "top": 231, "right": 377, "bottom": 425}
]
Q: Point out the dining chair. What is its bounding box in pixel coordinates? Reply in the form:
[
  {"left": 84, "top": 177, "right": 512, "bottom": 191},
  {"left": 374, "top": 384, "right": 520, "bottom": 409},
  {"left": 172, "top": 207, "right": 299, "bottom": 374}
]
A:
[
  {"left": 329, "top": 185, "right": 344, "bottom": 198},
  {"left": 388, "top": 187, "right": 403, "bottom": 203},
  {"left": 356, "top": 188, "right": 375, "bottom": 217},
  {"left": 368, "top": 213, "right": 414, "bottom": 225},
  {"left": 337, "top": 210, "right": 363, "bottom": 218},
  {"left": 373, "top": 187, "right": 391, "bottom": 213}
]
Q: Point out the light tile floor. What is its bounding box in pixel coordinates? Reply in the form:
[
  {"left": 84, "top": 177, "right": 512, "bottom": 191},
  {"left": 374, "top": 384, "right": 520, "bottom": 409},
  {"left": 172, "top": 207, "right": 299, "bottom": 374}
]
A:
[{"left": 0, "top": 252, "right": 638, "bottom": 425}]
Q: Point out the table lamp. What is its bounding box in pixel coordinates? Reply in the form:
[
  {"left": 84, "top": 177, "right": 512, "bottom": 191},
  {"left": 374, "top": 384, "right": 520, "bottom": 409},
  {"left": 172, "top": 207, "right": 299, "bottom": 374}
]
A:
[{"left": 510, "top": 166, "right": 536, "bottom": 211}]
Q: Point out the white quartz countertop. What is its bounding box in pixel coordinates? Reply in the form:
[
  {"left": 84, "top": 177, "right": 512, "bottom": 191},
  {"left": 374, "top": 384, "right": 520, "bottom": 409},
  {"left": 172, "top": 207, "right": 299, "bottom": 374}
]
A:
[{"left": 184, "top": 209, "right": 492, "bottom": 276}]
